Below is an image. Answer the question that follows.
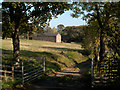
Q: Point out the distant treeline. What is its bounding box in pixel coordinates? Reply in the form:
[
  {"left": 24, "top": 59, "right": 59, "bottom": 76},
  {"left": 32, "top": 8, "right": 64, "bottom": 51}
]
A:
[{"left": 61, "top": 25, "right": 87, "bottom": 43}]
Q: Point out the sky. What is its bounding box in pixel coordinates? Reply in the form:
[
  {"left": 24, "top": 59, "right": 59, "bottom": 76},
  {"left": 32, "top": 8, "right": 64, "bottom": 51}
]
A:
[
  {"left": 49, "top": 10, "right": 87, "bottom": 28},
  {"left": 0, "top": 0, "right": 2, "bottom": 3},
  {"left": 0, "top": 0, "right": 87, "bottom": 28}
]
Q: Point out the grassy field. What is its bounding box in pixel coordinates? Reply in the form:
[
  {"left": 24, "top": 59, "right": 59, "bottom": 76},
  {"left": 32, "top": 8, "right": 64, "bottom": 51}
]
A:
[{"left": 2, "top": 38, "right": 88, "bottom": 74}]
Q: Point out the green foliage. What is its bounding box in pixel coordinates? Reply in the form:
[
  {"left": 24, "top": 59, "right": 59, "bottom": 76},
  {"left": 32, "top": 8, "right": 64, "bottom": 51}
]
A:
[
  {"left": 44, "top": 26, "right": 57, "bottom": 33},
  {"left": 2, "top": 56, "right": 13, "bottom": 65},
  {"left": 2, "top": 2, "right": 71, "bottom": 39},
  {"left": 57, "top": 24, "right": 65, "bottom": 33},
  {"left": 71, "top": 3, "right": 120, "bottom": 86},
  {"left": 2, "top": 2, "right": 72, "bottom": 62},
  {"left": 88, "top": 54, "right": 95, "bottom": 59},
  {"left": 2, "top": 79, "right": 22, "bottom": 89},
  {"left": 62, "top": 25, "right": 87, "bottom": 42},
  {"left": 71, "top": 2, "right": 120, "bottom": 60}
]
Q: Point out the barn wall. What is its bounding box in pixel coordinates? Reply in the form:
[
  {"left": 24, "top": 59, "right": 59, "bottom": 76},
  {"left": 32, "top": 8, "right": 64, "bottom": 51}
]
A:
[
  {"left": 56, "top": 34, "right": 61, "bottom": 43},
  {"left": 33, "top": 36, "right": 56, "bottom": 42}
]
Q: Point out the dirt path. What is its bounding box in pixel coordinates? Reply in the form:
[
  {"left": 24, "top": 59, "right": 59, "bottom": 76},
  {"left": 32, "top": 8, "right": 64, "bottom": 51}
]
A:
[
  {"left": 49, "top": 59, "right": 91, "bottom": 77},
  {"left": 24, "top": 60, "right": 91, "bottom": 90},
  {"left": 49, "top": 66, "right": 81, "bottom": 77}
]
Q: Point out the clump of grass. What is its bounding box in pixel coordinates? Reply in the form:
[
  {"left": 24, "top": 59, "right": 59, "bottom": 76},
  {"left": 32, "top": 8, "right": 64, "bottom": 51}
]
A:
[
  {"left": 45, "top": 61, "right": 61, "bottom": 75},
  {"left": 2, "top": 78, "right": 22, "bottom": 89},
  {"left": 2, "top": 56, "right": 13, "bottom": 65}
]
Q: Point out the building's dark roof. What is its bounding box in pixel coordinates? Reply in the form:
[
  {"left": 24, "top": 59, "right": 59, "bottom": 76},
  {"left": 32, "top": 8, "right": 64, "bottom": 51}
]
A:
[
  {"left": 44, "top": 32, "right": 58, "bottom": 36},
  {"left": 62, "top": 35, "right": 68, "bottom": 38},
  {"left": 37, "top": 31, "right": 59, "bottom": 37}
]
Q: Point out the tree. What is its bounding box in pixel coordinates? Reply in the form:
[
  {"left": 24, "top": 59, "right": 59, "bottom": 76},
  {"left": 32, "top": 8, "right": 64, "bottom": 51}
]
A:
[
  {"left": 71, "top": 3, "right": 120, "bottom": 85},
  {"left": 71, "top": 2, "right": 120, "bottom": 62},
  {"left": 62, "top": 25, "right": 86, "bottom": 42},
  {"left": 57, "top": 24, "right": 65, "bottom": 33},
  {"left": 82, "top": 18, "right": 100, "bottom": 60},
  {"left": 2, "top": 2, "right": 71, "bottom": 63},
  {"left": 44, "top": 26, "right": 57, "bottom": 33},
  {"left": 52, "top": 27, "right": 57, "bottom": 33}
]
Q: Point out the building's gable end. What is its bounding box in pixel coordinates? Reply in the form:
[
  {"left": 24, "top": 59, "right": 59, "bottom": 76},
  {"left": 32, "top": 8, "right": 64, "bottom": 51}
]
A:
[{"left": 56, "top": 33, "right": 61, "bottom": 43}]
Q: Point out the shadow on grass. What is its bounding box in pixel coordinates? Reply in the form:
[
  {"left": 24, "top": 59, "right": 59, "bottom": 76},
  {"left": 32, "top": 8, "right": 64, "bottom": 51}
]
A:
[
  {"left": 2, "top": 49, "right": 65, "bottom": 74},
  {"left": 42, "top": 46, "right": 90, "bottom": 55},
  {"left": 2, "top": 49, "right": 93, "bottom": 89},
  {"left": 27, "top": 59, "right": 92, "bottom": 89},
  {"left": 2, "top": 49, "right": 70, "bottom": 68},
  {"left": 75, "top": 59, "right": 91, "bottom": 69},
  {"left": 2, "top": 49, "right": 91, "bottom": 72},
  {"left": 2, "top": 49, "right": 56, "bottom": 58}
]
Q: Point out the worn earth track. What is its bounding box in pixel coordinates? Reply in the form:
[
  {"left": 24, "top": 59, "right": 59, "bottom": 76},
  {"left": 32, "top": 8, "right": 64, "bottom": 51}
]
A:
[{"left": 22, "top": 60, "right": 91, "bottom": 90}]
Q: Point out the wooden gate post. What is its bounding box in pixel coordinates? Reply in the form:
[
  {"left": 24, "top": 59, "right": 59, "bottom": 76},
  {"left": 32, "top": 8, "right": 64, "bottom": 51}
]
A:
[
  {"left": 22, "top": 61, "right": 24, "bottom": 84},
  {"left": 43, "top": 57, "right": 45, "bottom": 73},
  {"left": 91, "top": 58, "right": 94, "bottom": 87},
  {"left": 12, "top": 65, "right": 14, "bottom": 82},
  {"left": 4, "top": 70, "right": 7, "bottom": 82}
]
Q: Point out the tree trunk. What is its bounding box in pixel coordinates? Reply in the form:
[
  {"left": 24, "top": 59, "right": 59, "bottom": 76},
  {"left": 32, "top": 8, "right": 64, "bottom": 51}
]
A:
[
  {"left": 27, "top": 31, "right": 29, "bottom": 40},
  {"left": 12, "top": 28, "right": 20, "bottom": 63},
  {"left": 95, "top": 4, "right": 105, "bottom": 63},
  {"left": 99, "top": 29, "right": 105, "bottom": 62}
]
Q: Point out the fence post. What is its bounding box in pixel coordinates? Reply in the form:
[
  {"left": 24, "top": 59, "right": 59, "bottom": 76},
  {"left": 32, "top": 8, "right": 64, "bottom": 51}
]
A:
[
  {"left": 43, "top": 57, "right": 45, "bottom": 73},
  {"left": 4, "top": 70, "right": 7, "bottom": 82},
  {"left": 22, "top": 61, "right": 24, "bottom": 85},
  {"left": 12, "top": 65, "right": 14, "bottom": 82},
  {"left": 91, "top": 58, "right": 94, "bottom": 87}
]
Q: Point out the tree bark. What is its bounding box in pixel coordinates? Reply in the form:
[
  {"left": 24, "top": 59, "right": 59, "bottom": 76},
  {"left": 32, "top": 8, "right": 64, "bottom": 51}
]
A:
[
  {"left": 12, "top": 28, "right": 20, "bottom": 63},
  {"left": 99, "top": 29, "right": 105, "bottom": 62},
  {"left": 95, "top": 4, "right": 105, "bottom": 62},
  {"left": 27, "top": 31, "right": 29, "bottom": 40}
]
